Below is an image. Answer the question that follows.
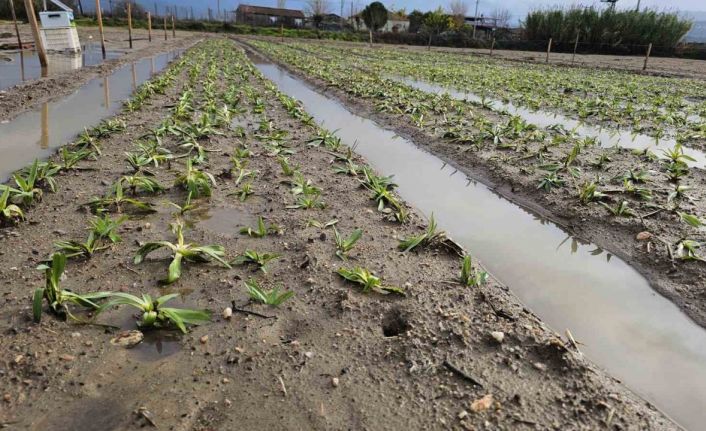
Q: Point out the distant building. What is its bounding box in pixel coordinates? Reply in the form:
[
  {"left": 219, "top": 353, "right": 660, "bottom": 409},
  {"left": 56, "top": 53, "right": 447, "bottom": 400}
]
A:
[
  {"left": 351, "top": 12, "right": 410, "bottom": 32},
  {"left": 235, "top": 4, "right": 305, "bottom": 28},
  {"left": 464, "top": 15, "right": 498, "bottom": 38}
]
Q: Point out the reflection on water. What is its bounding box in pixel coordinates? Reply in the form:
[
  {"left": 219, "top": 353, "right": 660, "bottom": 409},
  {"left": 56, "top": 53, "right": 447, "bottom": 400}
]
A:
[
  {"left": 395, "top": 76, "right": 706, "bottom": 168},
  {"left": 0, "top": 49, "right": 182, "bottom": 180},
  {"left": 254, "top": 57, "right": 706, "bottom": 431},
  {"left": 0, "top": 43, "right": 123, "bottom": 91}
]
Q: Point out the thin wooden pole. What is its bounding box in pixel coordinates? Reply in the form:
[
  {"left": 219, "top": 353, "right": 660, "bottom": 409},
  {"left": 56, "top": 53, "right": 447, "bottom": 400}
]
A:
[
  {"left": 9, "top": 0, "right": 23, "bottom": 49},
  {"left": 103, "top": 76, "right": 110, "bottom": 109},
  {"left": 127, "top": 1, "right": 133, "bottom": 49},
  {"left": 489, "top": 37, "right": 495, "bottom": 57},
  {"left": 147, "top": 11, "right": 152, "bottom": 42},
  {"left": 171, "top": 15, "right": 175, "bottom": 38},
  {"left": 280, "top": 22, "right": 284, "bottom": 42},
  {"left": 163, "top": 16, "right": 167, "bottom": 40},
  {"left": 40, "top": 103, "right": 49, "bottom": 149},
  {"left": 571, "top": 31, "right": 580, "bottom": 64},
  {"left": 643, "top": 42, "right": 652, "bottom": 71},
  {"left": 95, "top": 0, "right": 106, "bottom": 58},
  {"left": 545, "top": 37, "right": 552, "bottom": 63},
  {"left": 23, "top": 0, "right": 48, "bottom": 67}
]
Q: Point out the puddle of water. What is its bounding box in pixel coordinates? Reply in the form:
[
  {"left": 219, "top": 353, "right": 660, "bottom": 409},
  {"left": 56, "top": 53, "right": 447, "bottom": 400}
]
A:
[
  {"left": 0, "top": 43, "right": 123, "bottom": 91},
  {"left": 395, "top": 76, "right": 706, "bottom": 168},
  {"left": 254, "top": 57, "right": 706, "bottom": 430},
  {"left": 0, "top": 49, "right": 182, "bottom": 181},
  {"left": 195, "top": 206, "right": 258, "bottom": 236}
]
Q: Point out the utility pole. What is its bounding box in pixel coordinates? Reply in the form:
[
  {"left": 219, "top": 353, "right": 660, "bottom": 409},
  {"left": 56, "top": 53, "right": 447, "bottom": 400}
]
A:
[
  {"left": 108, "top": 0, "right": 113, "bottom": 16},
  {"left": 635, "top": 0, "right": 641, "bottom": 11},
  {"left": 472, "top": 0, "right": 480, "bottom": 39},
  {"left": 24, "top": 0, "right": 48, "bottom": 67},
  {"left": 8, "top": 0, "right": 22, "bottom": 49},
  {"left": 217, "top": 0, "right": 220, "bottom": 20},
  {"left": 154, "top": 2, "right": 158, "bottom": 18},
  {"left": 77, "top": 0, "right": 84, "bottom": 15}
]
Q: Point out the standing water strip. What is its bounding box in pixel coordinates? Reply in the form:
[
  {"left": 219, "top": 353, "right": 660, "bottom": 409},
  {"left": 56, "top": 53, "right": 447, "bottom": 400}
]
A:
[
  {"left": 253, "top": 56, "right": 706, "bottom": 431},
  {"left": 0, "top": 49, "right": 181, "bottom": 180}
]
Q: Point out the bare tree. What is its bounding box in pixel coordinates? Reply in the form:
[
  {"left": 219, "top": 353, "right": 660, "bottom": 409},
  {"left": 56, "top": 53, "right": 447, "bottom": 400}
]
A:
[
  {"left": 448, "top": 0, "right": 468, "bottom": 28},
  {"left": 306, "top": 0, "right": 329, "bottom": 16},
  {"left": 493, "top": 8, "right": 511, "bottom": 28},
  {"left": 277, "top": 0, "right": 286, "bottom": 9}
]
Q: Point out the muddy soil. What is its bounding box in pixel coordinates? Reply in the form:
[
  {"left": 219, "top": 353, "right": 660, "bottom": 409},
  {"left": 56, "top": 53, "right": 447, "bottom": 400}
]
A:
[
  {"left": 0, "top": 24, "right": 202, "bottom": 120},
  {"left": 242, "top": 39, "right": 706, "bottom": 332},
  {"left": 0, "top": 38, "right": 675, "bottom": 430},
  {"left": 243, "top": 35, "right": 706, "bottom": 80}
]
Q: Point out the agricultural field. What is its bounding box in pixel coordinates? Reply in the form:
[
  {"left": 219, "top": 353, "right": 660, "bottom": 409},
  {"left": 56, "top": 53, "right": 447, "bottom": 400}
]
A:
[
  {"left": 248, "top": 38, "right": 706, "bottom": 329},
  {"left": 0, "top": 38, "right": 683, "bottom": 429}
]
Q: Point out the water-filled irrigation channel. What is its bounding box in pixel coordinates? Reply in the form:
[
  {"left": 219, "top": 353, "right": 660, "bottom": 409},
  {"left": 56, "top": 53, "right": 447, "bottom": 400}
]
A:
[
  {"left": 253, "top": 55, "right": 706, "bottom": 430},
  {"left": 393, "top": 76, "right": 706, "bottom": 168},
  {"left": 0, "top": 49, "right": 182, "bottom": 180}
]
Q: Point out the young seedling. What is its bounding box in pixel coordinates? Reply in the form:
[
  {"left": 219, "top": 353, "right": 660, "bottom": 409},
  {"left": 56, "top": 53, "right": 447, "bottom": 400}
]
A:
[
  {"left": 245, "top": 278, "right": 294, "bottom": 307},
  {"left": 118, "top": 175, "right": 165, "bottom": 195},
  {"left": 134, "top": 221, "right": 231, "bottom": 284},
  {"left": 538, "top": 171, "right": 564, "bottom": 191},
  {"left": 675, "top": 239, "right": 704, "bottom": 261},
  {"left": 278, "top": 156, "right": 298, "bottom": 177},
  {"left": 307, "top": 129, "right": 341, "bottom": 151},
  {"left": 336, "top": 267, "right": 404, "bottom": 295},
  {"left": 600, "top": 200, "right": 635, "bottom": 217},
  {"left": 32, "top": 253, "right": 111, "bottom": 323},
  {"left": 0, "top": 188, "right": 24, "bottom": 225},
  {"left": 334, "top": 228, "right": 362, "bottom": 260},
  {"left": 290, "top": 173, "right": 321, "bottom": 196},
  {"left": 677, "top": 212, "right": 704, "bottom": 228},
  {"left": 306, "top": 218, "right": 339, "bottom": 229},
  {"left": 578, "top": 182, "right": 607, "bottom": 204},
  {"left": 98, "top": 292, "right": 211, "bottom": 333},
  {"left": 164, "top": 192, "right": 197, "bottom": 216},
  {"left": 88, "top": 182, "right": 155, "bottom": 214},
  {"left": 230, "top": 250, "right": 281, "bottom": 273},
  {"left": 240, "top": 216, "right": 281, "bottom": 238},
  {"left": 288, "top": 194, "right": 326, "bottom": 210},
  {"left": 398, "top": 215, "right": 445, "bottom": 252},
  {"left": 174, "top": 159, "right": 216, "bottom": 198},
  {"left": 235, "top": 181, "right": 254, "bottom": 202},
  {"left": 460, "top": 255, "right": 488, "bottom": 287},
  {"left": 9, "top": 159, "right": 43, "bottom": 205}
]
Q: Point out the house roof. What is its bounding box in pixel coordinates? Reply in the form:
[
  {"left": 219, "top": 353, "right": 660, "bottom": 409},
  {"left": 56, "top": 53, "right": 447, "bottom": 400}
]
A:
[{"left": 235, "top": 4, "right": 305, "bottom": 19}]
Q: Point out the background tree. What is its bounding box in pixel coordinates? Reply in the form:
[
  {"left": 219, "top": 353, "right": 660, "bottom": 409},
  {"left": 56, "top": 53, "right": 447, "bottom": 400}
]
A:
[
  {"left": 306, "top": 0, "right": 329, "bottom": 29},
  {"left": 361, "top": 1, "right": 388, "bottom": 45},
  {"left": 422, "top": 8, "right": 449, "bottom": 49},
  {"left": 493, "top": 8, "right": 511, "bottom": 28},
  {"left": 111, "top": 0, "right": 146, "bottom": 19},
  {"left": 277, "top": 0, "right": 286, "bottom": 9},
  {"left": 0, "top": 0, "right": 76, "bottom": 20},
  {"left": 448, "top": 1, "right": 467, "bottom": 29},
  {"left": 408, "top": 10, "right": 425, "bottom": 33}
]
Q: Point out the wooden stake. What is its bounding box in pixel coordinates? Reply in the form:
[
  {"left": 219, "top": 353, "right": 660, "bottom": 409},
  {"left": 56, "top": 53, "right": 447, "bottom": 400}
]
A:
[
  {"left": 489, "top": 37, "right": 495, "bottom": 57},
  {"left": 643, "top": 42, "right": 652, "bottom": 71},
  {"left": 9, "top": 0, "right": 22, "bottom": 49},
  {"left": 23, "top": 0, "right": 48, "bottom": 67},
  {"left": 163, "top": 15, "right": 167, "bottom": 40},
  {"left": 95, "top": 0, "right": 106, "bottom": 58},
  {"left": 571, "top": 32, "right": 580, "bottom": 64},
  {"left": 40, "top": 102, "right": 49, "bottom": 149},
  {"left": 171, "top": 15, "right": 175, "bottom": 38},
  {"left": 127, "top": 1, "right": 133, "bottom": 49},
  {"left": 280, "top": 22, "right": 284, "bottom": 42},
  {"left": 545, "top": 37, "right": 552, "bottom": 63},
  {"left": 147, "top": 11, "right": 152, "bottom": 42}
]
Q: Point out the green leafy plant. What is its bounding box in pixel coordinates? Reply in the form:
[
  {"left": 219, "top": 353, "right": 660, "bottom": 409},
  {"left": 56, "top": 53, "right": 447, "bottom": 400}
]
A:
[
  {"left": 118, "top": 175, "right": 165, "bottom": 195},
  {"left": 98, "top": 292, "right": 211, "bottom": 333},
  {"left": 288, "top": 194, "right": 326, "bottom": 210},
  {"left": 459, "top": 255, "right": 488, "bottom": 287},
  {"left": 398, "top": 215, "right": 445, "bottom": 252},
  {"left": 336, "top": 267, "right": 404, "bottom": 295},
  {"left": 240, "top": 216, "right": 281, "bottom": 238},
  {"left": 88, "top": 182, "right": 155, "bottom": 214},
  {"left": 334, "top": 228, "right": 362, "bottom": 260},
  {"left": 600, "top": 200, "right": 635, "bottom": 217},
  {"left": 230, "top": 250, "right": 280, "bottom": 273},
  {"left": 32, "top": 253, "right": 111, "bottom": 323},
  {"left": 245, "top": 278, "right": 294, "bottom": 306},
  {"left": 578, "top": 182, "right": 607, "bottom": 204},
  {"left": 134, "top": 221, "right": 231, "bottom": 284},
  {"left": 174, "top": 159, "right": 216, "bottom": 198},
  {"left": 0, "top": 188, "right": 24, "bottom": 225},
  {"left": 677, "top": 212, "right": 704, "bottom": 228},
  {"left": 675, "top": 239, "right": 704, "bottom": 261},
  {"left": 306, "top": 218, "right": 339, "bottom": 229}
]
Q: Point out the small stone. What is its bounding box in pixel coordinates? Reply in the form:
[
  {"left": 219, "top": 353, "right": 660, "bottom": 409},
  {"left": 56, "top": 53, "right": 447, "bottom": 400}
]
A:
[
  {"left": 222, "top": 378, "right": 230, "bottom": 384},
  {"left": 84, "top": 340, "right": 93, "bottom": 347},
  {"left": 200, "top": 335, "right": 209, "bottom": 344},
  {"left": 636, "top": 231, "right": 652, "bottom": 241},
  {"left": 3, "top": 393, "right": 10, "bottom": 403},
  {"left": 59, "top": 354, "right": 75, "bottom": 362},
  {"left": 470, "top": 394, "right": 494, "bottom": 412},
  {"left": 110, "top": 330, "right": 144, "bottom": 348},
  {"left": 222, "top": 307, "right": 233, "bottom": 319},
  {"left": 306, "top": 277, "right": 315, "bottom": 285},
  {"left": 144, "top": 222, "right": 151, "bottom": 229},
  {"left": 458, "top": 410, "right": 468, "bottom": 419},
  {"left": 70, "top": 332, "right": 81, "bottom": 338},
  {"left": 331, "top": 377, "right": 339, "bottom": 387},
  {"left": 304, "top": 351, "right": 314, "bottom": 359},
  {"left": 224, "top": 399, "right": 232, "bottom": 407},
  {"left": 490, "top": 331, "right": 505, "bottom": 343},
  {"left": 533, "top": 362, "right": 547, "bottom": 371}
]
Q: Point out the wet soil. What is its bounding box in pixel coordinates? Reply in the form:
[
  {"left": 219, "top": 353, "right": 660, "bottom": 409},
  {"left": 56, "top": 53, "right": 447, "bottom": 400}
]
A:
[
  {"left": 241, "top": 39, "right": 706, "bottom": 334},
  {"left": 0, "top": 38, "right": 675, "bottom": 430},
  {"left": 0, "top": 24, "right": 202, "bottom": 121}
]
